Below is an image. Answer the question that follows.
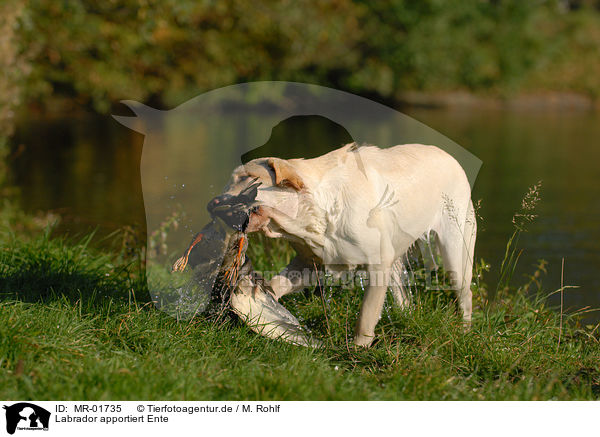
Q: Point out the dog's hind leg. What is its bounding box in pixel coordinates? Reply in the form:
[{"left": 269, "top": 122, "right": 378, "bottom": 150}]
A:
[
  {"left": 460, "top": 201, "right": 477, "bottom": 324},
  {"left": 389, "top": 257, "right": 410, "bottom": 309},
  {"left": 435, "top": 200, "right": 476, "bottom": 325},
  {"left": 417, "top": 233, "right": 439, "bottom": 273}
]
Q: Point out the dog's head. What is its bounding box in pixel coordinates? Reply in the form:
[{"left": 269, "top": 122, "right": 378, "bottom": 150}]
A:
[
  {"left": 207, "top": 157, "right": 306, "bottom": 234},
  {"left": 170, "top": 157, "right": 308, "bottom": 308}
]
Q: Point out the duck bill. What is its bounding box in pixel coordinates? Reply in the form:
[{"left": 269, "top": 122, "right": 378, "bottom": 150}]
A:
[{"left": 206, "top": 180, "right": 261, "bottom": 232}]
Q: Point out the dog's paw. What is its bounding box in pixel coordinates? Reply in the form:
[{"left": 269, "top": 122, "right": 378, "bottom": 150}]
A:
[
  {"left": 462, "top": 319, "right": 472, "bottom": 332},
  {"left": 353, "top": 334, "right": 375, "bottom": 348}
]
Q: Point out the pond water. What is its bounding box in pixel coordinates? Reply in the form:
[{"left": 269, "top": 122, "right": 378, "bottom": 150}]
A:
[{"left": 10, "top": 108, "right": 600, "bottom": 320}]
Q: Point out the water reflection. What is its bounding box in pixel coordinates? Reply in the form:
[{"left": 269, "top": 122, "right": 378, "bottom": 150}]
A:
[{"left": 11, "top": 109, "right": 600, "bottom": 319}]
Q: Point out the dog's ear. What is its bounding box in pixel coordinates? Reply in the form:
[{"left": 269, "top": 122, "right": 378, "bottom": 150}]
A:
[{"left": 267, "top": 158, "right": 305, "bottom": 191}]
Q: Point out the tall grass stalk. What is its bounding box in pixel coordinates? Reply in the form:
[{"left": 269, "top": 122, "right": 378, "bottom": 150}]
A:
[
  {"left": 496, "top": 181, "right": 542, "bottom": 297},
  {"left": 557, "top": 257, "right": 565, "bottom": 352}
]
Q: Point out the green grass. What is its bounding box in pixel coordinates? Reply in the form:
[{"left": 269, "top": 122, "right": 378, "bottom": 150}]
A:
[{"left": 1, "top": 228, "right": 599, "bottom": 400}]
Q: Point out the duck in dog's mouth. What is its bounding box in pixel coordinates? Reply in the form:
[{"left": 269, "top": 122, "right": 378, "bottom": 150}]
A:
[
  {"left": 169, "top": 180, "right": 319, "bottom": 347},
  {"left": 171, "top": 180, "right": 260, "bottom": 288}
]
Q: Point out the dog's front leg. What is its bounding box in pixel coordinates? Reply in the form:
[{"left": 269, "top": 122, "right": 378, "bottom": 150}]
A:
[
  {"left": 269, "top": 255, "right": 311, "bottom": 300},
  {"left": 353, "top": 265, "right": 391, "bottom": 347}
]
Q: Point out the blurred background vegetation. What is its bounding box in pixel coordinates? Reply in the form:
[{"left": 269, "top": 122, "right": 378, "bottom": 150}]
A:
[
  {"left": 1, "top": 0, "right": 600, "bottom": 236},
  {"left": 1, "top": 0, "right": 600, "bottom": 126}
]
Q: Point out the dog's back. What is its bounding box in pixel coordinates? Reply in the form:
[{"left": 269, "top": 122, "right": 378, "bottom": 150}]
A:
[{"left": 289, "top": 143, "right": 472, "bottom": 265}]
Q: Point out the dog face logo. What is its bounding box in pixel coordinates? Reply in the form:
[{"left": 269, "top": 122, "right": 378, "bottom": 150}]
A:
[{"left": 3, "top": 403, "right": 50, "bottom": 434}]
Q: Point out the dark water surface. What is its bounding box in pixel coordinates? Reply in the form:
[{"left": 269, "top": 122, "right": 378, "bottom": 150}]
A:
[{"left": 10, "top": 109, "right": 600, "bottom": 319}]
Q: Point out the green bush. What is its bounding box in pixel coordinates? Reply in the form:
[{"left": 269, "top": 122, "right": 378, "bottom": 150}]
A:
[{"left": 3, "top": 0, "right": 599, "bottom": 114}]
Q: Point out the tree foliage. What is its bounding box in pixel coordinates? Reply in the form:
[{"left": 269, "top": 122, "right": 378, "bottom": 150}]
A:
[{"left": 2, "top": 0, "right": 600, "bottom": 114}]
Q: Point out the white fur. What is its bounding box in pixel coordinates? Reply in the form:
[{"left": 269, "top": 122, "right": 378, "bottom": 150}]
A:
[{"left": 223, "top": 143, "right": 476, "bottom": 347}]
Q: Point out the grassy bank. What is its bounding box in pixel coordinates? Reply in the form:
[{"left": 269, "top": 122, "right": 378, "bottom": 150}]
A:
[{"left": 0, "top": 227, "right": 599, "bottom": 400}]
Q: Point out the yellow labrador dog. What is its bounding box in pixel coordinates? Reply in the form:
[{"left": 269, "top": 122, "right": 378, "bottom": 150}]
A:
[{"left": 211, "top": 143, "right": 476, "bottom": 346}]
